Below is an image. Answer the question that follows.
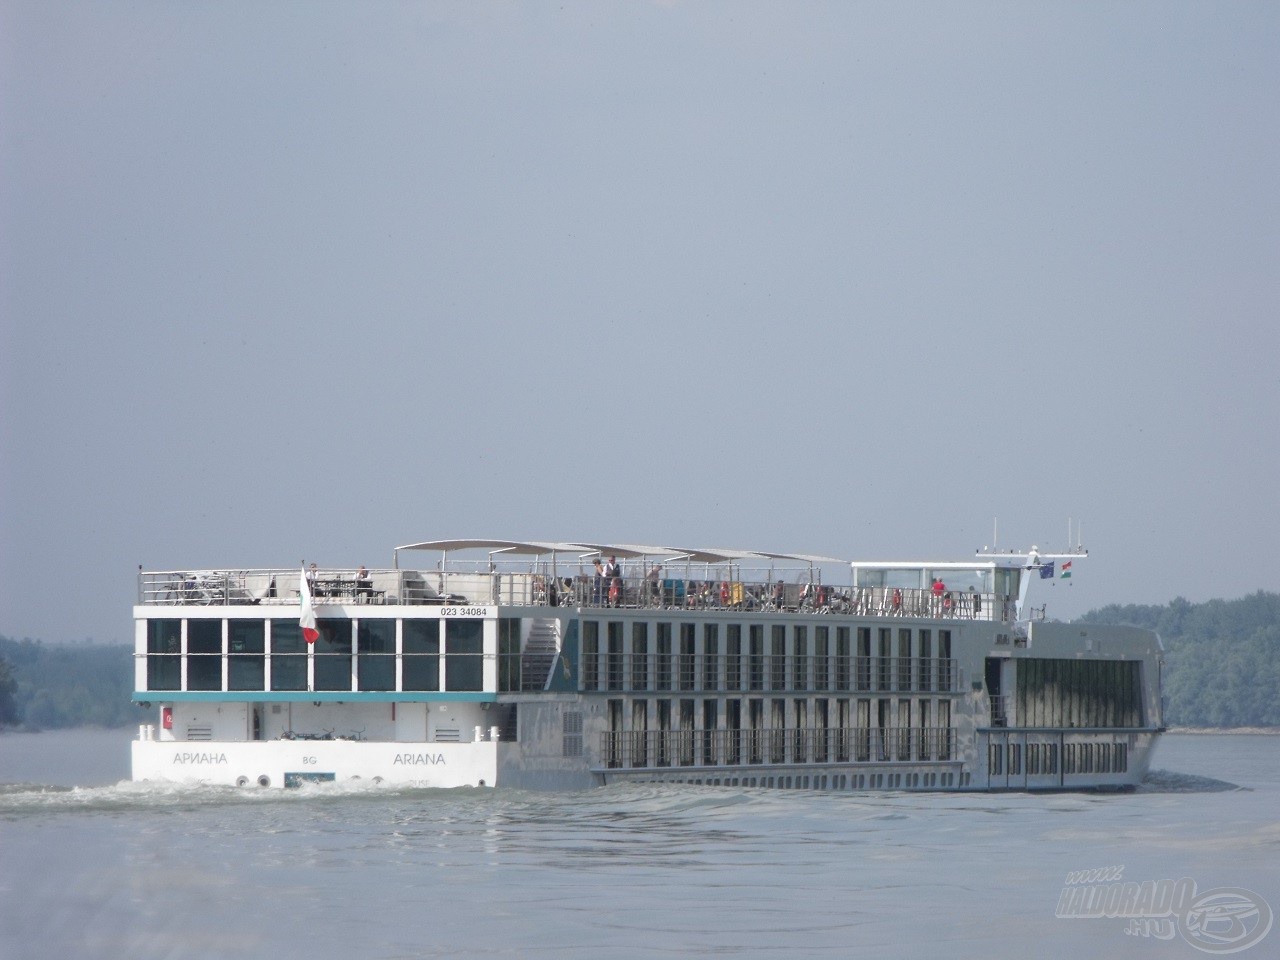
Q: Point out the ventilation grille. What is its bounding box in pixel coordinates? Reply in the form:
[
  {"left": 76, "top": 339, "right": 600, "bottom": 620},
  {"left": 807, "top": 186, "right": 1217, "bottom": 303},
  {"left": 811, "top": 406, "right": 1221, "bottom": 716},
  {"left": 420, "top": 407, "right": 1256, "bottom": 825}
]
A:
[
  {"left": 562, "top": 711, "right": 583, "bottom": 757},
  {"left": 434, "top": 727, "right": 461, "bottom": 742},
  {"left": 186, "top": 725, "right": 213, "bottom": 741}
]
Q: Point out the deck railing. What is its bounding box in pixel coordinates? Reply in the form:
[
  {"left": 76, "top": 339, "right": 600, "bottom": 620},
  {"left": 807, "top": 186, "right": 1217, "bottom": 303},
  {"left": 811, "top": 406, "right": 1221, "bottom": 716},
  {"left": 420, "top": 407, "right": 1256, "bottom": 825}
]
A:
[
  {"left": 138, "top": 568, "right": 1013, "bottom": 622},
  {"left": 579, "top": 654, "right": 961, "bottom": 694},
  {"left": 601, "top": 726, "right": 957, "bottom": 769}
]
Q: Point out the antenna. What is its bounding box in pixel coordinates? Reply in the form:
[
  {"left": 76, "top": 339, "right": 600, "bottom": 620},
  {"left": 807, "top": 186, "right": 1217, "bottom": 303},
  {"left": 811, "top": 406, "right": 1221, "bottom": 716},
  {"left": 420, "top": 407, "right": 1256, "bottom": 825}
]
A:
[{"left": 993, "top": 517, "right": 998, "bottom": 552}]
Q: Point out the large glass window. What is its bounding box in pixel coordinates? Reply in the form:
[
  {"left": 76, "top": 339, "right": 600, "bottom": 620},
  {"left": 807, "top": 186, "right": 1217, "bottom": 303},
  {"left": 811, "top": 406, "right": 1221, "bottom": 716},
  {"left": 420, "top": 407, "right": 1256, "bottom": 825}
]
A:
[
  {"left": 770, "top": 625, "right": 786, "bottom": 690},
  {"left": 187, "top": 620, "right": 223, "bottom": 691},
  {"left": 607, "top": 622, "right": 624, "bottom": 691},
  {"left": 358, "top": 620, "right": 396, "bottom": 691},
  {"left": 702, "top": 624, "right": 719, "bottom": 692},
  {"left": 498, "top": 618, "right": 521, "bottom": 692},
  {"left": 270, "top": 619, "right": 307, "bottom": 691},
  {"left": 630, "top": 622, "right": 649, "bottom": 691},
  {"left": 581, "top": 621, "right": 600, "bottom": 692},
  {"left": 146, "top": 619, "right": 181, "bottom": 691},
  {"left": 314, "top": 620, "right": 352, "bottom": 691},
  {"left": 655, "top": 623, "right": 672, "bottom": 691},
  {"left": 748, "top": 625, "right": 764, "bottom": 691},
  {"left": 679, "top": 624, "right": 696, "bottom": 691},
  {"left": 228, "top": 620, "right": 265, "bottom": 690},
  {"left": 445, "top": 619, "right": 483, "bottom": 691},
  {"left": 403, "top": 620, "right": 439, "bottom": 691}
]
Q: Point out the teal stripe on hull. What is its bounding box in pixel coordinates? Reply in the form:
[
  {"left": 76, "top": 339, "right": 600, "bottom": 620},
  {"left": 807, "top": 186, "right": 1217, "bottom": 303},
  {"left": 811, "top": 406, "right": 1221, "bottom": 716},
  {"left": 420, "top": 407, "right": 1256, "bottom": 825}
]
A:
[{"left": 132, "top": 691, "right": 498, "bottom": 703}]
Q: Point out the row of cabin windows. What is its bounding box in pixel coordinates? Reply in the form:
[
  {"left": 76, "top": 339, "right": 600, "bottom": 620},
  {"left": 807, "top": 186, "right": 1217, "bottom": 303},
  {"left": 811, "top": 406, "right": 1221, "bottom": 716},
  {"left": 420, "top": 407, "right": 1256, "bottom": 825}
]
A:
[
  {"left": 601, "top": 696, "right": 954, "bottom": 767},
  {"left": 144, "top": 618, "right": 483, "bottom": 692},
  {"left": 580, "top": 622, "right": 954, "bottom": 693},
  {"left": 988, "top": 740, "right": 1128, "bottom": 776}
]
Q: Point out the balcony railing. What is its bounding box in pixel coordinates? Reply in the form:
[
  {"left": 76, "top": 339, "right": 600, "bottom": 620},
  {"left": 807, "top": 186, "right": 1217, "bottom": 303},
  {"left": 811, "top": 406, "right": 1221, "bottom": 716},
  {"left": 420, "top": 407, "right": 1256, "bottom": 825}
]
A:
[
  {"left": 139, "top": 568, "right": 1012, "bottom": 622},
  {"left": 601, "top": 726, "right": 957, "bottom": 769}
]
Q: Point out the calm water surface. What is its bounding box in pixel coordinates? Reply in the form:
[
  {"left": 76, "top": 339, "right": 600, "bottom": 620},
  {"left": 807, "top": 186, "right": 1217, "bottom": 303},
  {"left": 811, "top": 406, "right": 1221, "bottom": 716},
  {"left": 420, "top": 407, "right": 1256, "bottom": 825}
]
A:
[{"left": 1, "top": 730, "right": 1276, "bottom": 959}]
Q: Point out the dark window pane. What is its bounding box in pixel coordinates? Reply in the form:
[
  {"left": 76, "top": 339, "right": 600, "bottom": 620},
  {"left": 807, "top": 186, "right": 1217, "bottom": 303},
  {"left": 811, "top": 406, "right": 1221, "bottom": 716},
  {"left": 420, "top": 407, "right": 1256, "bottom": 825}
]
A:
[
  {"left": 272, "top": 654, "right": 307, "bottom": 691},
  {"left": 358, "top": 620, "right": 396, "bottom": 691},
  {"left": 188, "top": 654, "right": 222, "bottom": 691},
  {"left": 229, "top": 653, "right": 265, "bottom": 691},
  {"left": 147, "top": 620, "right": 181, "bottom": 654},
  {"left": 229, "top": 620, "right": 265, "bottom": 654},
  {"left": 187, "top": 620, "right": 222, "bottom": 654},
  {"left": 403, "top": 655, "right": 439, "bottom": 691},
  {"left": 228, "top": 620, "right": 266, "bottom": 690},
  {"left": 271, "top": 620, "right": 306, "bottom": 653},
  {"left": 403, "top": 620, "right": 439, "bottom": 654},
  {"left": 147, "top": 654, "right": 180, "bottom": 690},
  {"left": 446, "top": 619, "right": 483, "bottom": 691}
]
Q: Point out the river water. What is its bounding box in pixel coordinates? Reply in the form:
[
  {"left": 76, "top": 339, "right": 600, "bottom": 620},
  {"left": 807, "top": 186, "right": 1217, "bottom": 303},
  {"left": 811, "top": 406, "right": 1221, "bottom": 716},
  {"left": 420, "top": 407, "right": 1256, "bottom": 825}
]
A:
[{"left": 0, "top": 730, "right": 1275, "bottom": 959}]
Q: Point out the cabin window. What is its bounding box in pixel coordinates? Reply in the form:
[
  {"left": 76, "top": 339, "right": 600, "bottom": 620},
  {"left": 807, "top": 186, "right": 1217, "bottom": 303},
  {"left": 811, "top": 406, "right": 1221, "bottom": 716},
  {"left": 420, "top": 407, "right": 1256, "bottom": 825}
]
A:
[
  {"left": 146, "top": 619, "right": 181, "bottom": 691},
  {"left": 855, "top": 627, "right": 871, "bottom": 692},
  {"left": 269, "top": 619, "right": 308, "bottom": 691},
  {"left": 748, "top": 699, "right": 764, "bottom": 764},
  {"left": 877, "top": 629, "right": 892, "bottom": 692},
  {"left": 769, "top": 699, "right": 786, "bottom": 763},
  {"left": 917, "top": 629, "right": 932, "bottom": 693},
  {"left": 655, "top": 623, "right": 672, "bottom": 691},
  {"left": 725, "top": 624, "right": 743, "bottom": 691},
  {"left": 581, "top": 621, "right": 600, "bottom": 692},
  {"left": 656, "top": 700, "right": 672, "bottom": 766},
  {"left": 897, "top": 629, "right": 912, "bottom": 693},
  {"left": 187, "top": 620, "right": 223, "bottom": 691},
  {"left": 228, "top": 620, "right": 265, "bottom": 690},
  {"left": 630, "top": 622, "right": 649, "bottom": 691},
  {"left": 835, "top": 626, "right": 850, "bottom": 691},
  {"left": 702, "top": 700, "right": 718, "bottom": 765},
  {"left": 793, "top": 699, "right": 808, "bottom": 762},
  {"left": 793, "top": 626, "right": 809, "bottom": 692},
  {"left": 814, "top": 626, "right": 829, "bottom": 691},
  {"left": 607, "top": 622, "right": 624, "bottom": 691},
  {"left": 938, "top": 630, "right": 953, "bottom": 690},
  {"left": 770, "top": 625, "right": 786, "bottom": 690},
  {"left": 402, "top": 620, "right": 440, "bottom": 691},
  {"left": 679, "top": 700, "right": 695, "bottom": 765},
  {"left": 445, "top": 619, "right": 483, "bottom": 692},
  {"left": 679, "top": 624, "right": 696, "bottom": 691},
  {"left": 314, "top": 620, "right": 353, "bottom": 691},
  {"left": 702, "top": 624, "right": 719, "bottom": 692},
  {"left": 497, "top": 618, "right": 521, "bottom": 693},
  {"left": 725, "top": 698, "right": 743, "bottom": 765},
  {"left": 747, "top": 625, "right": 764, "bottom": 691},
  {"left": 357, "top": 620, "right": 396, "bottom": 691}
]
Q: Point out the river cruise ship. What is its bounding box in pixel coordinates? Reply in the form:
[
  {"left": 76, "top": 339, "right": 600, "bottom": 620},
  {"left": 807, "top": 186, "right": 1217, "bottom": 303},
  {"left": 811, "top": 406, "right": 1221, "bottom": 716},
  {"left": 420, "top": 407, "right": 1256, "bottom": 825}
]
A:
[{"left": 131, "top": 538, "right": 1163, "bottom": 791}]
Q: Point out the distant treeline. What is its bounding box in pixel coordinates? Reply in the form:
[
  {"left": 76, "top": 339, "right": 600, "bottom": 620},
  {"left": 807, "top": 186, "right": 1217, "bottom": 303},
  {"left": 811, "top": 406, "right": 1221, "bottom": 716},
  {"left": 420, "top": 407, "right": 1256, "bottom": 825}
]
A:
[
  {"left": 1, "top": 593, "right": 1278, "bottom": 729},
  {"left": 1079, "top": 591, "right": 1280, "bottom": 727},
  {"left": 0, "top": 636, "right": 137, "bottom": 730}
]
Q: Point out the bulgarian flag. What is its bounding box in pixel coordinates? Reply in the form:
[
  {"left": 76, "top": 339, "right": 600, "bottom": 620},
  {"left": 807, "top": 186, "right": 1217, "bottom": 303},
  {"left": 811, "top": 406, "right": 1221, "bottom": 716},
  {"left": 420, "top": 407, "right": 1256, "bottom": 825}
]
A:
[
  {"left": 1061, "top": 561, "right": 1073, "bottom": 580},
  {"left": 299, "top": 566, "right": 319, "bottom": 643}
]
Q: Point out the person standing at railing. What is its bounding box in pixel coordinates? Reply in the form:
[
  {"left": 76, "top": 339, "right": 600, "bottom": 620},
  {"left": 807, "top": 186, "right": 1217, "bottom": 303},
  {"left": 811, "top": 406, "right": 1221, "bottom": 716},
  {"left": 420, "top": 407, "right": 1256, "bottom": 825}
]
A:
[
  {"left": 605, "top": 555, "right": 622, "bottom": 606},
  {"left": 592, "top": 558, "right": 605, "bottom": 606},
  {"left": 931, "top": 577, "right": 945, "bottom": 616},
  {"left": 355, "top": 565, "right": 372, "bottom": 602},
  {"left": 645, "top": 563, "right": 662, "bottom": 606}
]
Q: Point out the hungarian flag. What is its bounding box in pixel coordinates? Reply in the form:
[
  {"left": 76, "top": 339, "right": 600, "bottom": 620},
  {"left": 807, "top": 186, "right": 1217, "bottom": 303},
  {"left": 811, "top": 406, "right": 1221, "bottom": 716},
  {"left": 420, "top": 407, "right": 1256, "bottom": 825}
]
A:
[
  {"left": 299, "top": 566, "right": 319, "bottom": 643},
  {"left": 1061, "top": 561, "right": 1073, "bottom": 580}
]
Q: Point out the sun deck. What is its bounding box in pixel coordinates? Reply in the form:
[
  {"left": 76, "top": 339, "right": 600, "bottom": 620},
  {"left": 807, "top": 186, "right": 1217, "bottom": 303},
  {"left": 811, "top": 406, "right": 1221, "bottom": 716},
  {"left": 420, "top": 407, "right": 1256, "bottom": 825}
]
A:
[{"left": 137, "top": 538, "right": 1035, "bottom": 622}]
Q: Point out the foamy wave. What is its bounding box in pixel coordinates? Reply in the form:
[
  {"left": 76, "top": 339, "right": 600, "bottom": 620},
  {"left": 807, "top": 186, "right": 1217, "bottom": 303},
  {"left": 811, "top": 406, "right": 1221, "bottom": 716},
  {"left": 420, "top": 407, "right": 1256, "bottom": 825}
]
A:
[{"left": 1139, "top": 769, "right": 1243, "bottom": 793}]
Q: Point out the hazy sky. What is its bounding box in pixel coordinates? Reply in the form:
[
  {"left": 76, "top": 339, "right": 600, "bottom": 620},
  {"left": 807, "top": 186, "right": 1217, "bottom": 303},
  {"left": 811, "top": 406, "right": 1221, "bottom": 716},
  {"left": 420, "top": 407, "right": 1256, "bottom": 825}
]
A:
[{"left": 2, "top": 2, "right": 1276, "bottom": 644}]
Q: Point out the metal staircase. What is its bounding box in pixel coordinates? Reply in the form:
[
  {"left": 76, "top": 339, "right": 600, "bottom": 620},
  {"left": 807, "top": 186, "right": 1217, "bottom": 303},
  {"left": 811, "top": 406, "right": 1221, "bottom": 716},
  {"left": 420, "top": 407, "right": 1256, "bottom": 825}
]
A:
[{"left": 521, "top": 618, "right": 561, "bottom": 691}]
